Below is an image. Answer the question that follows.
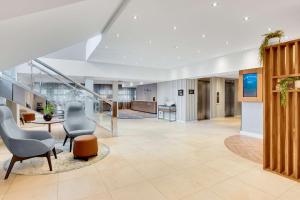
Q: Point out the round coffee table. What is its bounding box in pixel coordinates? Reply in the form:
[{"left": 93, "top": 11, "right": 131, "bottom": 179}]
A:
[
  {"left": 32, "top": 118, "right": 64, "bottom": 133},
  {"left": 32, "top": 118, "right": 65, "bottom": 154}
]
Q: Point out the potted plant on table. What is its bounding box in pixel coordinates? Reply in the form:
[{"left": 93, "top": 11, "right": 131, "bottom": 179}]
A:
[{"left": 43, "top": 103, "right": 55, "bottom": 121}]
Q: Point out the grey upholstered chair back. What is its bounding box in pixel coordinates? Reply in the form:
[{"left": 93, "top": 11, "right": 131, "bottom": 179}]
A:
[
  {"left": 0, "top": 105, "right": 55, "bottom": 158},
  {"left": 64, "top": 102, "right": 96, "bottom": 132},
  {"left": 0, "top": 106, "right": 25, "bottom": 153}
]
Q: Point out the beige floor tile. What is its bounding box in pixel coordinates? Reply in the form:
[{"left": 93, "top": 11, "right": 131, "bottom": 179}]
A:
[
  {"left": 58, "top": 174, "right": 108, "bottom": 200},
  {"left": 236, "top": 168, "right": 296, "bottom": 197},
  {"left": 121, "top": 151, "right": 160, "bottom": 166},
  {"left": 132, "top": 160, "right": 177, "bottom": 179},
  {"left": 110, "top": 181, "right": 166, "bottom": 200},
  {"left": 181, "top": 190, "right": 222, "bottom": 200},
  {"left": 278, "top": 184, "right": 300, "bottom": 200},
  {"left": 8, "top": 174, "right": 58, "bottom": 192},
  {"left": 211, "top": 178, "right": 275, "bottom": 200},
  {"left": 150, "top": 173, "right": 203, "bottom": 200},
  {"left": 0, "top": 175, "right": 14, "bottom": 197},
  {"left": 100, "top": 165, "right": 145, "bottom": 191},
  {"left": 161, "top": 157, "right": 205, "bottom": 171},
  {"left": 182, "top": 165, "right": 230, "bottom": 188},
  {"left": 79, "top": 192, "right": 113, "bottom": 200},
  {"left": 4, "top": 183, "right": 57, "bottom": 200},
  {"left": 93, "top": 154, "right": 130, "bottom": 172},
  {"left": 205, "top": 157, "right": 255, "bottom": 176},
  {"left": 58, "top": 165, "right": 99, "bottom": 182}
]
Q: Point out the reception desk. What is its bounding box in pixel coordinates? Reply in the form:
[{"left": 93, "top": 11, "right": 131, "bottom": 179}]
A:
[{"left": 131, "top": 101, "right": 157, "bottom": 114}]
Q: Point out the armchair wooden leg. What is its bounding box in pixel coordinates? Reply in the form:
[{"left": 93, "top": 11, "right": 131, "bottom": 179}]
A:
[
  {"left": 69, "top": 138, "right": 73, "bottom": 152},
  {"left": 46, "top": 151, "right": 52, "bottom": 171},
  {"left": 63, "top": 135, "right": 68, "bottom": 146},
  {"left": 5, "top": 156, "right": 18, "bottom": 179},
  {"left": 52, "top": 148, "right": 57, "bottom": 159}
]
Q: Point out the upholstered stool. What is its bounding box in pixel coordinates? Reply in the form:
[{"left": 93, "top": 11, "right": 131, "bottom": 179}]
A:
[
  {"left": 22, "top": 113, "right": 36, "bottom": 122},
  {"left": 73, "top": 135, "right": 98, "bottom": 160}
]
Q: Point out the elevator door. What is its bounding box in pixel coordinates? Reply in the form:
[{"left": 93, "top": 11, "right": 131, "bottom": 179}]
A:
[
  {"left": 198, "top": 80, "right": 210, "bottom": 120},
  {"left": 225, "top": 80, "right": 235, "bottom": 117}
]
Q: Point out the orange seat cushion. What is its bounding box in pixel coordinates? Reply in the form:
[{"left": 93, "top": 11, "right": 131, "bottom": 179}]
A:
[
  {"left": 73, "top": 135, "right": 98, "bottom": 158},
  {"left": 22, "top": 113, "right": 35, "bottom": 122}
]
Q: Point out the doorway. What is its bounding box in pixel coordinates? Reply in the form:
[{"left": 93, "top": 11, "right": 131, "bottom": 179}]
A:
[
  {"left": 225, "top": 80, "right": 235, "bottom": 117},
  {"left": 197, "top": 80, "right": 210, "bottom": 120}
]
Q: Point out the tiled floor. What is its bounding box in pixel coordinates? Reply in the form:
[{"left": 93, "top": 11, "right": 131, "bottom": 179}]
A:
[{"left": 0, "top": 117, "right": 299, "bottom": 200}]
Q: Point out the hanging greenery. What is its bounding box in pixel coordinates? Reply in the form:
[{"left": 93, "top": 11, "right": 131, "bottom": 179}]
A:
[
  {"left": 279, "top": 77, "right": 298, "bottom": 106},
  {"left": 259, "top": 30, "right": 284, "bottom": 63}
]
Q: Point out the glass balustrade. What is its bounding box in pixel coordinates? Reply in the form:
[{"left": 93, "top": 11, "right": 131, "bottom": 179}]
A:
[{"left": 0, "top": 60, "right": 114, "bottom": 133}]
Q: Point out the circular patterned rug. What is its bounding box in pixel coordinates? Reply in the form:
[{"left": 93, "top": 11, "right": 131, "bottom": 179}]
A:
[
  {"left": 3, "top": 143, "right": 109, "bottom": 175},
  {"left": 224, "top": 135, "right": 263, "bottom": 164}
]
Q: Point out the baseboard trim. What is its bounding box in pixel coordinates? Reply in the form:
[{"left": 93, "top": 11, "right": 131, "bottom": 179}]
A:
[{"left": 240, "top": 131, "right": 263, "bottom": 139}]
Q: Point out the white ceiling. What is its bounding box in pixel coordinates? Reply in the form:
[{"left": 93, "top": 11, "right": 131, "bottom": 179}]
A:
[
  {"left": 0, "top": 0, "right": 122, "bottom": 69},
  {"left": 0, "top": 0, "right": 86, "bottom": 20},
  {"left": 88, "top": 0, "right": 300, "bottom": 69}
]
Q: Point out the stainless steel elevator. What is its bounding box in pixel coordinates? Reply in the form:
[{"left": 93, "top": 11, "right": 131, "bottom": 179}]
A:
[
  {"left": 225, "top": 80, "right": 235, "bottom": 117},
  {"left": 197, "top": 80, "right": 210, "bottom": 120}
]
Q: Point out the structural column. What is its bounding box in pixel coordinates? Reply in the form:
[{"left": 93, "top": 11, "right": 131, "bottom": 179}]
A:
[
  {"left": 112, "top": 81, "right": 118, "bottom": 136},
  {"left": 84, "top": 79, "right": 94, "bottom": 117}
]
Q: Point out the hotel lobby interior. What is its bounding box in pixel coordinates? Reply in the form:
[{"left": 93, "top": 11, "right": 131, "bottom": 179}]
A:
[{"left": 0, "top": 0, "right": 300, "bottom": 199}]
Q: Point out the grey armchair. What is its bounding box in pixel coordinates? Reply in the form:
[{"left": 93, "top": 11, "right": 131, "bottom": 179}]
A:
[
  {"left": 63, "top": 102, "right": 96, "bottom": 152},
  {"left": 0, "top": 106, "right": 56, "bottom": 179}
]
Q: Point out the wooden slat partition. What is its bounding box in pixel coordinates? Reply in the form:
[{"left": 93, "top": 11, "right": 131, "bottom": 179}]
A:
[{"left": 264, "top": 38, "right": 300, "bottom": 181}]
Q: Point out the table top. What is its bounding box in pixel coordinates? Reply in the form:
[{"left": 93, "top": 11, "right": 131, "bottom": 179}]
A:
[{"left": 32, "top": 118, "right": 64, "bottom": 124}]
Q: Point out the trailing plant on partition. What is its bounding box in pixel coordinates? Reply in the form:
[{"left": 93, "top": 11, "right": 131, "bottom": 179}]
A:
[
  {"left": 279, "top": 77, "right": 300, "bottom": 107},
  {"left": 259, "top": 30, "right": 284, "bottom": 64}
]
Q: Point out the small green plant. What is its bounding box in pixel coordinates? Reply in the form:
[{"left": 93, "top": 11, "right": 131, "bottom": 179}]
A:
[
  {"left": 259, "top": 30, "right": 284, "bottom": 64},
  {"left": 43, "top": 103, "right": 55, "bottom": 116},
  {"left": 279, "top": 77, "right": 299, "bottom": 106}
]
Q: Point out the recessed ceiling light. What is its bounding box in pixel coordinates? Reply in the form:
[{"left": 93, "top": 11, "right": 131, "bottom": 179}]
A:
[
  {"left": 243, "top": 16, "right": 249, "bottom": 21},
  {"left": 225, "top": 41, "right": 229, "bottom": 45},
  {"left": 116, "top": 33, "right": 120, "bottom": 38},
  {"left": 173, "top": 26, "right": 177, "bottom": 30},
  {"left": 175, "top": 45, "right": 179, "bottom": 49},
  {"left": 202, "top": 34, "right": 206, "bottom": 38},
  {"left": 133, "top": 15, "right": 138, "bottom": 20},
  {"left": 268, "top": 27, "right": 272, "bottom": 32},
  {"left": 212, "top": 2, "right": 218, "bottom": 7},
  {"left": 197, "top": 50, "right": 201, "bottom": 54},
  {"left": 104, "top": 45, "right": 108, "bottom": 49}
]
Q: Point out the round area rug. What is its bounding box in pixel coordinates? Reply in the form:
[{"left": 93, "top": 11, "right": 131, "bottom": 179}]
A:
[
  {"left": 3, "top": 143, "right": 109, "bottom": 175},
  {"left": 224, "top": 135, "right": 263, "bottom": 164}
]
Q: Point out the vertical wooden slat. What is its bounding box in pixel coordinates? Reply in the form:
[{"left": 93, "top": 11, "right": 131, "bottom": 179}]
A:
[
  {"left": 269, "top": 47, "right": 276, "bottom": 170},
  {"left": 277, "top": 46, "right": 281, "bottom": 76},
  {"left": 285, "top": 92, "right": 293, "bottom": 176},
  {"left": 280, "top": 46, "right": 286, "bottom": 75},
  {"left": 295, "top": 93, "right": 300, "bottom": 178},
  {"left": 277, "top": 93, "right": 284, "bottom": 172},
  {"left": 273, "top": 47, "right": 278, "bottom": 76},
  {"left": 295, "top": 42, "right": 300, "bottom": 74},
  {"left": 263, "top": 48, "right": 271, "bottom": 169},
  {"left": 286, "top": 45, "right": 291, "bottom": 75}
]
